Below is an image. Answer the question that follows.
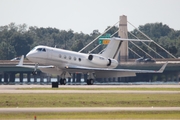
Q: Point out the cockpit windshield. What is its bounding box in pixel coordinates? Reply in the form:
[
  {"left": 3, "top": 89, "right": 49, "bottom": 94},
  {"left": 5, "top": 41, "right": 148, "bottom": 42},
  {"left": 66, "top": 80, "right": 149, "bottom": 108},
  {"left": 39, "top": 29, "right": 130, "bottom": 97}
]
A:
[{"left": 36, "top": 48, "right": 46, "bottom": 52}]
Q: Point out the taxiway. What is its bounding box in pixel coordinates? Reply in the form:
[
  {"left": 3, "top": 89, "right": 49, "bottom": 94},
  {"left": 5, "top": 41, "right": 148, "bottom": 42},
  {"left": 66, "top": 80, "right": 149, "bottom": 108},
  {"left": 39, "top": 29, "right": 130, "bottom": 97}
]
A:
[{"left": 0, "top": 85, "right": 179, "bottom": 94}]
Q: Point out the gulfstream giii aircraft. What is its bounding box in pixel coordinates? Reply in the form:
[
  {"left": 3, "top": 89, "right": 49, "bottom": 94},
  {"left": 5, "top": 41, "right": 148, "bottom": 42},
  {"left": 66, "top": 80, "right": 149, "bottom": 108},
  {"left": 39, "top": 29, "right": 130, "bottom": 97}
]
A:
[{"left": 17, "top": 37, "right": 168, "bottom": 85}]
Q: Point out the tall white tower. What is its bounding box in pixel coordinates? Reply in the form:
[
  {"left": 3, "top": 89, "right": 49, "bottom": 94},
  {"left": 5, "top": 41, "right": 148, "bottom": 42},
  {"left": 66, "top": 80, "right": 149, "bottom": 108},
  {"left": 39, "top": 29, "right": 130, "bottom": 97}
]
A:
[{"left": 119, "top": 15, "right": 128, "bottom": 61}]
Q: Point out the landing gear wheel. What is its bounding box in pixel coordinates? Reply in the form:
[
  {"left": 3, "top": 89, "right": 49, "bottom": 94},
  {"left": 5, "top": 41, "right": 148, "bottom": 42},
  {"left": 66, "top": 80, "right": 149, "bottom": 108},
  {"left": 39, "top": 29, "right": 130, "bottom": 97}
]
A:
[
  {"left": 87, "top": 79, "right": 94, "bottom": 85},
  {"left": 32, "top": 71, "right": 38, "bottom": 75},
  {"left": 60, "top": 78, "right": 66, "bottom": 85}
]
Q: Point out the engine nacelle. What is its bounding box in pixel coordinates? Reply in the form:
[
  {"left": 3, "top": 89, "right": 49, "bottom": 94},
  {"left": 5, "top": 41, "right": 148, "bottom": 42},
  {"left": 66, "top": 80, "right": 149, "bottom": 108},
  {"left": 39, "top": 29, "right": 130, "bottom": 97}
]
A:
[{"left": 88, "top": 54, "right": 118, "bottom": 68}]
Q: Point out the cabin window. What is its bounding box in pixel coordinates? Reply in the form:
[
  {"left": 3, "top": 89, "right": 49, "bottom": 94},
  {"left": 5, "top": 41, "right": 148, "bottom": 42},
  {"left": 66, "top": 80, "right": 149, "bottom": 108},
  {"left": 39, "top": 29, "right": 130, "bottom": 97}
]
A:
[
  {"left": 64, "top": 55, "right": 66, "bottom": 59},
  {"left": 69, "top": 56, "right": 71, "bottom": 60},
  {"left": 59, "top": 54, "right": 62, "bottom": 58},
  {"left": 78, "top": 58, "right": 81, "bottom": 61},
  {"left": 74, "top": 57, "right": 76, "bottom": 61}
]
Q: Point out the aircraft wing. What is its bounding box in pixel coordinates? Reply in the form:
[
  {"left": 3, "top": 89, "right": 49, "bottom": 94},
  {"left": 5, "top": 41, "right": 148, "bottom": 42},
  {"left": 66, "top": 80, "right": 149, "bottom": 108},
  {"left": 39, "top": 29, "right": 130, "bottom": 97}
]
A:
[
  {"left": 65, "top": 62, "right": 168, "bottom": 73},
  {"left": 16, "top": 55, "right": 54, "bottom": 69},
  {"left": 64, "top": 62, "right": 167, "bottom": 77},
  {"left": 17, "top": 65, "right": 54, "bottom": 69}
]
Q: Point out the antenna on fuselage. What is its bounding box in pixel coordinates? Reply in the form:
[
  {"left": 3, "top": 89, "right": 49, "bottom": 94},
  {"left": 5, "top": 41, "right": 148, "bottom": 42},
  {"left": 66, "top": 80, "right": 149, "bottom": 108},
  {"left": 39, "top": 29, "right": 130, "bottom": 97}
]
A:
[{"left": 54, "top": 45, "right": 57, "bottom": 48}]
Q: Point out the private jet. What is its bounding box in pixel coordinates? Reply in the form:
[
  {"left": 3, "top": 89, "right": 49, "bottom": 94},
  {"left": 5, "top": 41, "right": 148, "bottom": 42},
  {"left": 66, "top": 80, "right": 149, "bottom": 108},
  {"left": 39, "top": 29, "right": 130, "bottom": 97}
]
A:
[{"left": 17, "top": 37, "right": 168, "bottom": 85}]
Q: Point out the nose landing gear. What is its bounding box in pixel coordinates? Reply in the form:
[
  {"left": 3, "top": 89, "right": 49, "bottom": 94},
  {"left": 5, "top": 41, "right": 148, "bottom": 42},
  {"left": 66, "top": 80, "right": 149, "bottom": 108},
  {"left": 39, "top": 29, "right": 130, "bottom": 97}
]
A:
[
  {"left": 32, "top": 63, "right": 39, "bottom": 75},
  {"left": 32, "top": 71, "right": 38, "bottom": 75}
]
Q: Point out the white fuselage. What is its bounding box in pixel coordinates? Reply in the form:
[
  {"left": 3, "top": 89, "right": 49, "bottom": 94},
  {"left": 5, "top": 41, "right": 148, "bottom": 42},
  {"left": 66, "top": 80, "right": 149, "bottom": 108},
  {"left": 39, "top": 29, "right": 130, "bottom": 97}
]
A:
[{"left": 26, "top": 45, "right": 118, "bottom": 69}]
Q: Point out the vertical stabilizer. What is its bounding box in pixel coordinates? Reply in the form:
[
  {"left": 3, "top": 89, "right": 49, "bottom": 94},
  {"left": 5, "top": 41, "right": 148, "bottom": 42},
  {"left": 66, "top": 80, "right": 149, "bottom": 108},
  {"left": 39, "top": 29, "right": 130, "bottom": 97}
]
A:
[{"left": 100, "top": 39, "right": 123, "bottom": 61}]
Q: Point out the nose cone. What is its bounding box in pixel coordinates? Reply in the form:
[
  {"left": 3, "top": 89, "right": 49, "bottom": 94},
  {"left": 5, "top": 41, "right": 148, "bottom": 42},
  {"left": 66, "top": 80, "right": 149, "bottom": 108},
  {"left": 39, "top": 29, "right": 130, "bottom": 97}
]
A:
[
  {"left": 26, "top": 52, "right": 31, "bottom": 60},
  {"left": 26, "top": 51, "right": 36, "bottom": 60}
]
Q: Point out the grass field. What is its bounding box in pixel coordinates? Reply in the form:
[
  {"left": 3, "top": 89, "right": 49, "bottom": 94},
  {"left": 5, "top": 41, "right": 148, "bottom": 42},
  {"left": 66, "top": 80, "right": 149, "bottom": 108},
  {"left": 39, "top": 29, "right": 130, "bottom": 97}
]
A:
[
  {"left": 1, "top": 111, "right": 180, "bottom": 119},
  {"left": 0, "top": 93, "right": 180, "bottom": 107},
  {"left": 1, "top": 86, "right": 180, "bottom": 119}
]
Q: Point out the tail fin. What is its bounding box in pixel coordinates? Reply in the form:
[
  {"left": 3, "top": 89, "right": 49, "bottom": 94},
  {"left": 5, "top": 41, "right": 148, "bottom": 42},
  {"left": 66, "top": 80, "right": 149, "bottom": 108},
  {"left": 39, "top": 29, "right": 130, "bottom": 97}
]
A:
[
  {"left": 100, "top": 38, "right": 122, "bottom": 61},
  {"left": 100, "top": 37, "right": 152, "bottom": 61}
]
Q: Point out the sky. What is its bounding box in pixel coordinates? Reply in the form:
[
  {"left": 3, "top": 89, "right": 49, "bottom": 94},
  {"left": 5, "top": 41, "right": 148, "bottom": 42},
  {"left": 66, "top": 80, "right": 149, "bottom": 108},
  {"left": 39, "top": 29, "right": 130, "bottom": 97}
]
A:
[{"left": 0, "top": 0, "right": 180, "bottom": 34}]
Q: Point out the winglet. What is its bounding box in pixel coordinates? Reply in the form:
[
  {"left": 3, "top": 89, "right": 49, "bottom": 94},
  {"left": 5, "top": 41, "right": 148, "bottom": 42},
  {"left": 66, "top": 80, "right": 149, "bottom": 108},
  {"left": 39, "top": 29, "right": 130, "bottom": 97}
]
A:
[
  {"left": 157, "top": 61, "right": 168, "bottom": 73},
  {"left": 17, "top": 55, "right": 24, "bottom": 66}
]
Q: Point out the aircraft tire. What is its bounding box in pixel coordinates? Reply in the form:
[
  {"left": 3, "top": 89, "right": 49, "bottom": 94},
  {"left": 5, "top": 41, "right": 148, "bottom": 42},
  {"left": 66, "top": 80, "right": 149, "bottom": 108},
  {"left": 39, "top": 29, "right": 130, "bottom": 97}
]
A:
[
  {"left": 87, "top": 79, "right": 90, "bottom": 85},
  {"left": 32, "top": 71, "right": 38, "bottom": 75},
  {"left": 60, "top": 78, "right": 66, "bottom": 85},
  {"left": 87, "top": 79, "right": 94, "bottom": 85},
  {"left": 90, "top": 79, "right": 94, "bottom": 85},
  {"left": 63, "top": 78, "right": 66, "bottom": 85}
]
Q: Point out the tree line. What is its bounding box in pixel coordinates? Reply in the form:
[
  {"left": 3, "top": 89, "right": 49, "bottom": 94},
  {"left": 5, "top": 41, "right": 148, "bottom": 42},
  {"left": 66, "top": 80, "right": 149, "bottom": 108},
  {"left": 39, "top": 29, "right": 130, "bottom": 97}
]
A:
[{"left": 0, "top": 22, "right": 180, "bottom": 60}]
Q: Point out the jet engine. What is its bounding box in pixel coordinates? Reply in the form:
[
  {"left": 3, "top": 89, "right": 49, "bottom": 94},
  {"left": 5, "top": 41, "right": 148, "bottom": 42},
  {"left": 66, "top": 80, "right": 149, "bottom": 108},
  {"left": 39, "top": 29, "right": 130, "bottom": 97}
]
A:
[{"left": 88, "top": 54, "right": 118, "bottom": 68}]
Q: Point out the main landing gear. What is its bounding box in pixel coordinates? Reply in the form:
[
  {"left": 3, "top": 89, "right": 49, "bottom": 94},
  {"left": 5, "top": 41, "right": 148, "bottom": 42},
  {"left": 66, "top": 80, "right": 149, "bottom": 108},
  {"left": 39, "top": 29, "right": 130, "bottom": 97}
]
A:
[
  {"left": 59, "top": 72, "right": 67, "bottom": 85},
  {"left": 60, "top": 78, "right": 66, "bottom": 85},
  {"left": 86, "top": 72, "right": 95, "bottom": 85},
  {"left": 87, "top": 79, "right": 94, "bottom": 85}
]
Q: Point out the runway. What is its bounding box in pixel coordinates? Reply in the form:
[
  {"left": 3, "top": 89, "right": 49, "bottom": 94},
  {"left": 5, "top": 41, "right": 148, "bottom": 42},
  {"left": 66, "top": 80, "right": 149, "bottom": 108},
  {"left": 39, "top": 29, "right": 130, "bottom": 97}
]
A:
[
  {"left": 1, "top": 84, "right": 180, "bottom": 90},
  {"left": 0, "top": 85, "right": 179, "bottom": 94},
  {"left": 0, "top": 107, "right": 180, "bottom": 113}
]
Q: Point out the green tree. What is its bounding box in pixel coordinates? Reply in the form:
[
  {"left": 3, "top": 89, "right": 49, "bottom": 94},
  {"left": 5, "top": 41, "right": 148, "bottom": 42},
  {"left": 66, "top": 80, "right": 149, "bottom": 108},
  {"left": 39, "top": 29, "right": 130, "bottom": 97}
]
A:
[
  {"left": 0, "top": 42, "right": 16, "bottom": 59},
  {"left": 71, "top": 40, "right": 84, "bottom": 52},
  {"left": 11, "top": 33, "right": 33, "bottom": 56}
]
